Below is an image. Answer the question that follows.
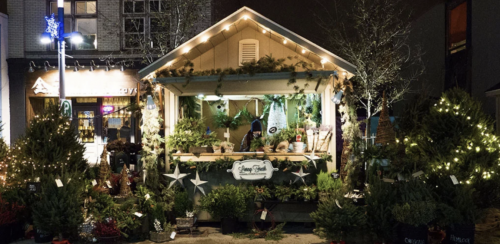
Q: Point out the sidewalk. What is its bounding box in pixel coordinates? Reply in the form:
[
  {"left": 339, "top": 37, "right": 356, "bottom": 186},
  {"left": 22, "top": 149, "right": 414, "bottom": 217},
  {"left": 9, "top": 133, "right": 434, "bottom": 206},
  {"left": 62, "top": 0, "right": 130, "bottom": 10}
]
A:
[{"left": 13, "top": 226, "right": 329, "bottom": 244}]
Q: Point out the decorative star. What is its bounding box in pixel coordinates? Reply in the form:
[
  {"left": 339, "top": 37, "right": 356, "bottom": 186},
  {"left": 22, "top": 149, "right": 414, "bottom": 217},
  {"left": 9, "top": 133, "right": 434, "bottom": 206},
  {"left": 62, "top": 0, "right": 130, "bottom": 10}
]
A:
[
  {"left": 304, "top": 150, "right": 321, "bottom": 169},
  {"left": 45, "top": 14, "right": 60, "bottom": 39},
  {"left": 190, "top": 171, "right": 208, "bottom": 196},
  {"left": 292, "top": 166, "right": 310, "bottom": 185},
  {"left": 164, "top": 164, "right": 190, "bottom": 188}
]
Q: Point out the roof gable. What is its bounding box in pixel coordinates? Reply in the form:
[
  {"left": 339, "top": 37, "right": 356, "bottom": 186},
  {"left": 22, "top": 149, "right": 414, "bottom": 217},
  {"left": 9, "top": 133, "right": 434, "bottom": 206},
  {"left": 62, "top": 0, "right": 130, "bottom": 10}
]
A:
[{"left": 139, "top": 6, "right": 356, "bottom": 79}]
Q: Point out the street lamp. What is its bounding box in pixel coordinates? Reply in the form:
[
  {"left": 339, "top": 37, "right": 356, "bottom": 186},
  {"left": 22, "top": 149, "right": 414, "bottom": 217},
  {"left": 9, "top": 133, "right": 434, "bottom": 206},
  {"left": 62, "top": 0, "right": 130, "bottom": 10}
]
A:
[{"left": 41, "top": 0, "right": 83, "bottom": 104}]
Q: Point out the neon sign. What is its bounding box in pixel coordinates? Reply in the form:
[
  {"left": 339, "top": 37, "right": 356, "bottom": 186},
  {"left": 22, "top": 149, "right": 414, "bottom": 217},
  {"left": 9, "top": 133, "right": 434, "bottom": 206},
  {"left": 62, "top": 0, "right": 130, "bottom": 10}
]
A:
[{"left": 102, "top": 105, "right": 114, "bottom": 114}]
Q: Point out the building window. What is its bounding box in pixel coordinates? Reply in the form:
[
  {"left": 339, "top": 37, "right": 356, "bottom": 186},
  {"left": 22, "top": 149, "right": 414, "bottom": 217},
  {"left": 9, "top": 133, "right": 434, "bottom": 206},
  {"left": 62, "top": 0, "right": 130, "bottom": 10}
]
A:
[
  {"left": 48, "top": 1, "right": 98, "bottom": 50},
  {"left": 122, "top": 0, "right": 169, "bottom": 50}
]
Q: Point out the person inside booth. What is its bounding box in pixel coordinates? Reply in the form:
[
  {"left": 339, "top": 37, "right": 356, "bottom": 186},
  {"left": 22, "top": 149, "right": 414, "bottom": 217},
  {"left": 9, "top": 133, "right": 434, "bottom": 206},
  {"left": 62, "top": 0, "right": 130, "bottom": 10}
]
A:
[{"left": 240, "top": 119, "right": 263, "bottom": 152}]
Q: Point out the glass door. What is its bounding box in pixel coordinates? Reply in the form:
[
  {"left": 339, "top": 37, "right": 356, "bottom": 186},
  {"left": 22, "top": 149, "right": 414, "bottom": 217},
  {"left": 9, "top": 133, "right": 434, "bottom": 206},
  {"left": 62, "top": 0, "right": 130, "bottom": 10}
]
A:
[{"left": 74, "top": 106, "right": 101, "bottom": 163}]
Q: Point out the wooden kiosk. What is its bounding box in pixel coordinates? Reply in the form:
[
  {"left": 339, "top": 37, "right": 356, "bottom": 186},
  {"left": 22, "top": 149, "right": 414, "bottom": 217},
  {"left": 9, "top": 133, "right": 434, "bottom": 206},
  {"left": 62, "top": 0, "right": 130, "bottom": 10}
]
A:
[{"left": 139, "top": 7, "right": 356, "bottom": 222}]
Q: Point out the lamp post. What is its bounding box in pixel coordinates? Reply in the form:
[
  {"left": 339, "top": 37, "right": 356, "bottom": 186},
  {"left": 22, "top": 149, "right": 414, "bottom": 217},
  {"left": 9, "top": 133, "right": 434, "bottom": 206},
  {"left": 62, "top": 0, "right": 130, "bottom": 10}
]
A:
[{"left": 41, "top": 0, "right": 83, "bottom": 103}]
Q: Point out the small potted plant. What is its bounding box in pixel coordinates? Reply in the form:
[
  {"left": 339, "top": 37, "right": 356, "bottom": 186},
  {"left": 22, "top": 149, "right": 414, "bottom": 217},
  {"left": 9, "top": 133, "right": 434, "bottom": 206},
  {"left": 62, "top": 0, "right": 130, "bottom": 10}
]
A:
[
  {"left": 317, "top": 171, "right": 342, "bottom": 201},
  {"left": 93, "top": 219, "right": 121, "bottom": 243},
  {"left": 253, "top": 186, "right": 271, "bottom": 202},
  {"left": 391, "top": 179, "right": 436, "bottom": 244},
  {"left": 149, "top": 219, "right": 174, "bottom": 243},
  {"left": 275, "top": 185, "right": 293, "bottom": 202},
  {"left": 199, "top": 184, "right": 252, "bottom": 234},
  {"left": 291, "top": 129, "right": 306, "bottom": 153},
  {"left": 298, "top": 185, "right": 318, "bottom": 202},
  {"left": 221, "top": 141, "right": 234, "bottom": 153},
  {"left": 311, "top": 196, "right": 367, "bottom": 244},
  {"left": 250, "top": 137, "right": 265, "bottom": 152},
  {"left": 213, "top": 140, "right": 222, "bottom": 153}
]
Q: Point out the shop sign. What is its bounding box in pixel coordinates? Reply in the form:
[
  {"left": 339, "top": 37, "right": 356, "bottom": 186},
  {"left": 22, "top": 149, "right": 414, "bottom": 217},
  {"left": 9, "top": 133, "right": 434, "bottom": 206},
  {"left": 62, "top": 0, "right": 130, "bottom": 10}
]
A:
[
  {"left": 31, "top": 77, "right": 138, "bottom": 97},
  {"left": 227, "top": 160, "right": 278, "bottom": 180}
]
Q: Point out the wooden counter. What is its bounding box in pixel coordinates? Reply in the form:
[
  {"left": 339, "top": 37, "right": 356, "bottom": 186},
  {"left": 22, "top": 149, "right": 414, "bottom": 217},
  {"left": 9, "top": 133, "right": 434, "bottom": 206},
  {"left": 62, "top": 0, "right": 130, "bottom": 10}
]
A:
[{"left": 172, "top": 152, "right": 329, "bottom": 162}]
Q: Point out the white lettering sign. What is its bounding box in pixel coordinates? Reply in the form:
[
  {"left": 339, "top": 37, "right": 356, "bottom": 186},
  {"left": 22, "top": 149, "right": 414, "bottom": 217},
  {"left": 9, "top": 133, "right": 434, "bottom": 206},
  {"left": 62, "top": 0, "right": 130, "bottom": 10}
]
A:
[
  {"left": 32, "top": 77, "right": 138, "bottom": 96},
  {"left": 449, "top": 234, "right": 471, "bottom": 244},
  {"left": 404, "top": 238, "right": 425, "bottom": 244},
  {"left": 227, "top": 160, "right": 278, "bottom": 180}
]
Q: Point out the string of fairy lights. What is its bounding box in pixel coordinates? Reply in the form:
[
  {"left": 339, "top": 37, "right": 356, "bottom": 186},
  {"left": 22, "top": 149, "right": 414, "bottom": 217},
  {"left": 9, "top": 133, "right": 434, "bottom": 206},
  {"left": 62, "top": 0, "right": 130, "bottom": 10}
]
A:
[
  {"left": 145, "top": 14, "right": 348, "bottom": 79},
  {"left": 395, "top": 96, "right": 498, "bottom": 186}
]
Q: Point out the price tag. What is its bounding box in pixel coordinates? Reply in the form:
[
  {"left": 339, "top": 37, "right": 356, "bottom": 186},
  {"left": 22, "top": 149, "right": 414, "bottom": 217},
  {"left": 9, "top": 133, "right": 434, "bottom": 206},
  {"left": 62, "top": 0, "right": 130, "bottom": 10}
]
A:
[
  {"left": 130, "top": 164, "right": 135, "bottom": 171},
  {"left": 92, "top": 180, "right": 97, "bottom": 186},
  {"left": 412, "top": 171, "right": 424, "bottom": 178},
  {"left": 67, "top": 178, "right": 71, "bottom": 184},
  {"left": 106, "top": 180, "right": 112, "bottom": 188},
  {"left": 145, "top": 194, "right": 150, "bottom": 200},
  {"left": 397, "top": 173, "right": 405, "bottom": 181},
  {"left": 335, "top": 199, "right": 342, "bottom": 209},
  {"left": 260, "top": 210, "right": 267, "bottom": 220},
  {"left": 382, "top": 178, "right": 395, "bottom": 183},
  {"left": 134, "top": 212, "right": 143, "bottom": 217},
  {"left": 35, "top": 177, "right": 40, "bottom": 182},
  {"left": 224, "top": 132, "right": 229, "bottom": 138},
  {"left": 170, "top": 232, "right": 176, "bottom": 239},
  {"left": 55, "top": 179, "right": 63, "bottom": 187},
  {"left": 450, "top": 175, "right": 459, "bottom": 185}
]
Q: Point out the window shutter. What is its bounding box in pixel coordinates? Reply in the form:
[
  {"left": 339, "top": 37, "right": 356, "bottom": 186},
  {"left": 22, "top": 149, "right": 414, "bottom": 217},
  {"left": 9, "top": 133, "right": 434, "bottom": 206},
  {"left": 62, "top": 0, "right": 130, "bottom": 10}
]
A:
[{"left": 239, "top": 39, "right": 259, "bottom": 66}]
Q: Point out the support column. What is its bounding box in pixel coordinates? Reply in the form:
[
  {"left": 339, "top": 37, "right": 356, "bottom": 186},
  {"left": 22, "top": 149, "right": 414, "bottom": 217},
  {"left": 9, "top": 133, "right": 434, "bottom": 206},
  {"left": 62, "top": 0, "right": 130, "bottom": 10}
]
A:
[{"left": 321, "top": 76, "right": 336, "bottom": 172}]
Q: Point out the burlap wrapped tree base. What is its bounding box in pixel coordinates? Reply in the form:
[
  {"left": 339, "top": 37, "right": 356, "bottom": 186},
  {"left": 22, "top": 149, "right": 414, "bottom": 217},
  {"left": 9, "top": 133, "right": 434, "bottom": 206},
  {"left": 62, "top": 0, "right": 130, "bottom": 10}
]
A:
[{"left": 375, "top": 91, "right": 396, "bottom": 145}]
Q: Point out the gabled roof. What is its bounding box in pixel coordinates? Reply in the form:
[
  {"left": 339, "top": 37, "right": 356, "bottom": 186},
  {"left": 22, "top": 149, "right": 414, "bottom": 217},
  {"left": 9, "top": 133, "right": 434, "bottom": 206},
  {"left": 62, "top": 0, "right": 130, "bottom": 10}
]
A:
[{"left": 139, "top": 6, "right": 356, "bottom": 79}]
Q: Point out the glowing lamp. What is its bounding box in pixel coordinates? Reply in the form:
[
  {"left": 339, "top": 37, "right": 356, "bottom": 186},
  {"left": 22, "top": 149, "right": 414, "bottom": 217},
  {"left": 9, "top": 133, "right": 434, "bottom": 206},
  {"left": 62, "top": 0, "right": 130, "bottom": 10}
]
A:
[
  {"left": 41, "top": 32, "right": 52, "bottom": 44},
  {"left": 146, "top": 95, "right": 156, "bottom": 110},
  {"left": 71, "top": 32, "right": 83, "bottom": 44},
  {"left": 331, "top": 90, "right": 343, "bottom": 104}
]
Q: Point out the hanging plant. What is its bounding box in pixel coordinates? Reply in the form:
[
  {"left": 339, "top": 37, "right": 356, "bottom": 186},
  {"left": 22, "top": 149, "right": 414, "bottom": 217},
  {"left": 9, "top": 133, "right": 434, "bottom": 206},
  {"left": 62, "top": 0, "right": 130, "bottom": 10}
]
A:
[{"left": 212, "top": 111, "right": 245, "bottom": 130}]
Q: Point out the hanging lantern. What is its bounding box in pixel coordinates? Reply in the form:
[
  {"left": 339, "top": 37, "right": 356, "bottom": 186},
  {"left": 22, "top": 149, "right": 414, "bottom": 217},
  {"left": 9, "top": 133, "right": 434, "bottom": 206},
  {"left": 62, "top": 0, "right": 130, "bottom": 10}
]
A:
[{"left": 146, "top": 95, "right": 156, "bottom": 110}]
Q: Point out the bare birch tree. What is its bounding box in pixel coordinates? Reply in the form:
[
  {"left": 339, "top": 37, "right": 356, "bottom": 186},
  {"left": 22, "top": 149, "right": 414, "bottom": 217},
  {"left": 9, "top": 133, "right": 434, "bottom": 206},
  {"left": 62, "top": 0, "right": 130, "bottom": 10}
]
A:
[{"left": 318, "top": 0, "right": 424, "bottom": 136}]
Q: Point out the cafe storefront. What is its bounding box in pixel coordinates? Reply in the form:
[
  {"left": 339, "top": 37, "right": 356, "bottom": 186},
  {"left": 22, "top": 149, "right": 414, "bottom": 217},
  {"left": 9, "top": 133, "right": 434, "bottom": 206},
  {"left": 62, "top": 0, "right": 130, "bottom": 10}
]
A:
[{"left": 25, "top": 69, "right": 141, "bottom": 163}]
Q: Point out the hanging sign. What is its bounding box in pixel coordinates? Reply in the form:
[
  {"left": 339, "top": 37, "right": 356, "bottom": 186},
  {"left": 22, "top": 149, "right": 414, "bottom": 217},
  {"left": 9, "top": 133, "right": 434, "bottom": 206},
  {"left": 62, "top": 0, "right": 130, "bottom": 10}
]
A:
[
  {"left": 60, "top": 99, "right": 72, "bottom": 118},
  {"left": 27, "top": 182, "right": 41, "bottom": 193},
  {"left": 227, "top": 160, "right": 278, "bottom": 180}
]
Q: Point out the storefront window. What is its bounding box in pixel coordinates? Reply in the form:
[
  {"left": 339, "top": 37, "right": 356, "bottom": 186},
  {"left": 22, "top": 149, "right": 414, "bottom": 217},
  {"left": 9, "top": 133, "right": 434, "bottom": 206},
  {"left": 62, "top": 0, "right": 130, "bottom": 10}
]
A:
[
  {"left": 78, "top": 111, "right": 95, "bottom": 143},
  {"left": 102, "top": 97, "right": 133, "bottom": 143}
]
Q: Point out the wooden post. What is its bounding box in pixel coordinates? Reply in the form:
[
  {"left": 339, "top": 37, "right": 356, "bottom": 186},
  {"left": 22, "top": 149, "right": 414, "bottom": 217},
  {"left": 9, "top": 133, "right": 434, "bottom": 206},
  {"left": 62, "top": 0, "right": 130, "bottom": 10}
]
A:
[
  {"left": 135, "top": 82, "right": 141, "bottom": 144},
  {"left": 225, "top": 99, "right": 230, "bottom": 142},
  {"left": 322, "top": 76, "right": 336, "bottom": 172}
]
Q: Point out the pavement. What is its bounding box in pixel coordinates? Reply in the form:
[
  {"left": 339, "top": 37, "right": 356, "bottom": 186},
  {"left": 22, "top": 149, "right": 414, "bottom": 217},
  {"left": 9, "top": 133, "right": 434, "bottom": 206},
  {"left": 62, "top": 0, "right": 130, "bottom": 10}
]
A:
[{"left": 12, "top": 225, "right": 331, "bottom": 244}]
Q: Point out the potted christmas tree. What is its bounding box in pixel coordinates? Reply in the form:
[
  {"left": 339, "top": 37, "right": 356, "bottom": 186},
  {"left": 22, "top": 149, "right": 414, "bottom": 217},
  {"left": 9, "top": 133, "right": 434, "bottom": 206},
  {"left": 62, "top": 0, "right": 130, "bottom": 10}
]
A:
[
  {"left": 32, "top": 173, "right": 84, "bottom": 242},
  {"left": 149, "top": 219, "right": 174, "bottom": 243}
]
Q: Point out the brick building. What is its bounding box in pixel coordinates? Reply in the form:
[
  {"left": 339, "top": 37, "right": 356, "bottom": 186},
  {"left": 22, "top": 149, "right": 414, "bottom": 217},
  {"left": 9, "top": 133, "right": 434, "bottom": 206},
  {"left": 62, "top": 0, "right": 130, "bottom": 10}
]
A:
[{"left": 6, "top": 0, "right": 211, "bottom": 162}]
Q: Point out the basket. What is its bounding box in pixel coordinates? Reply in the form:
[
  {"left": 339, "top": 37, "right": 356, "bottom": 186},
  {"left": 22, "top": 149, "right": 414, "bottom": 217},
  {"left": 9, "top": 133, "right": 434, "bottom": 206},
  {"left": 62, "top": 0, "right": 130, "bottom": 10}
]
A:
[{"left": 176, "top": 217, "right": 194, "bottom": 228}]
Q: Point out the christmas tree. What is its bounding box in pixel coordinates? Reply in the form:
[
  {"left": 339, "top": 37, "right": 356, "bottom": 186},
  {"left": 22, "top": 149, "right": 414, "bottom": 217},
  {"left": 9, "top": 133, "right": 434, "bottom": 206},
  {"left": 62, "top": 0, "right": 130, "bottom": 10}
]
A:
[
  {"left": 6, "top": 104, "right": 88, "bottom": 185},
  {"left": 119, "top": 164, "right": 132, "bottom": 196},
  {"left": 32, "top": 173, "right": 84, "bottom": 241},
  {"left": 98, "top": 147, "right": 111, "bottom": 186},
  {"left": 417, "top": 88, "right": 500, "bottom": 208}
]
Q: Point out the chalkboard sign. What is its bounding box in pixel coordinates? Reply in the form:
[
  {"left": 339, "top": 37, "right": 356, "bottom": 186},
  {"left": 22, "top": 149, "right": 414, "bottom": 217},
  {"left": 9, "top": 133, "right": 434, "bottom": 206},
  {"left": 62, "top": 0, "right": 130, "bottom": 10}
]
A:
[{"left": 27, "top": 182, "right": 41, "bottom": 193}]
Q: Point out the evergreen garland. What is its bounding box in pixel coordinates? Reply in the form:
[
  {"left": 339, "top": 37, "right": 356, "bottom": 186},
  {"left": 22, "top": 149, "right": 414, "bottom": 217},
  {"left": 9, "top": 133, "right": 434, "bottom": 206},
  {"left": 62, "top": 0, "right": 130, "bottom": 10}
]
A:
[
  {"left": 6, "top": 105, "right": 88, "bottom": 185},
  {"left": 140, "top": 90, "right": 165, "bottom": 171}
]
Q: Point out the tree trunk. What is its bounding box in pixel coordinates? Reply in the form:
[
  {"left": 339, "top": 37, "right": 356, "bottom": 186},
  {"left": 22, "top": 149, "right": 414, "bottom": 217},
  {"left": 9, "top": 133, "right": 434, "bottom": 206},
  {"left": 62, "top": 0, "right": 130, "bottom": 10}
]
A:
[
  {"left": 365, "top": 117, "right": 371, "bottom": 144},
  {"left": 58, "top": 233, "right": 63, "bottom": 241}
]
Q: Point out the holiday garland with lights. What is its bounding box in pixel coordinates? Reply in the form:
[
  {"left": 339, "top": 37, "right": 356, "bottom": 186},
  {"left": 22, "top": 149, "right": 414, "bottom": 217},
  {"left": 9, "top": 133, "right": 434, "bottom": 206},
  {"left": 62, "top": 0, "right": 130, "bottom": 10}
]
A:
[{"left": 6, "top": 105, "right": 88, "bottom": 185}]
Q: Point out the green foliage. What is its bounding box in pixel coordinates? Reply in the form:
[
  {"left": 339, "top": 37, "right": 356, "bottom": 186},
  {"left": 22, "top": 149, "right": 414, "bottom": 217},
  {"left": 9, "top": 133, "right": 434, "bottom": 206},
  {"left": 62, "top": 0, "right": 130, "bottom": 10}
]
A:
[
  {"left": 6, "top": 105, "right": 88, "bottom": 185},
  {"left": 391, "top": 179, "right": 436, "bottom": 226},
  {"left": 32, "top": 173, "right": 84, "bottom": 239},
  {"left": 135, "top": 185, "right": 156, "bottom": 214},
  {"left": 179, "top": 96, "right": 201, "bottom": 119},
  {"left": 212, "top": 111, "right": 245, "bottom": 130},
  {"left": 173, "top": 190, "right": 193, "bottom": 217},
  {"left": 140, "top": 90, "right": 165, "bottom": 171},
  {"left": 414, "top": 88, "right": 500, "bottom": 208},
  {"left": 274, "top": 185, "right": 294, "bottom": 201},
  {"left": 311, "top": 195, "right": 366, "bottom": 241},
  {"left": 392, "top": 201, "right": 436, "bottom": 227},
  {"left": 157, "top": 55, "right": 325, "bottom": 96},
  {"left": 199, "top": 184, "right": 252, "bottom": 219},
  {"left": 365, "top": 177, "right": 397, "bottom": 242},
  {"left": 297, "top": 185, "right": 318, "bottom": 201},
  {"left": 274, "top": 127, "right": 297, "bottom": 144},
  {"left": 250, "top": 137, "right": 265, "bottom": 151},
  {"left": 435, "top": 179, "right": 480, "bottom": 227},
  {"left": 265, "top": 222, "right": 286, "bottom": 241},
  {"left": 167, "top": 117, "right": 218, "bottom": 151},
  {"left": 317, "top": 171, "right": 342, "bottom": 192},
  {"left": 253, "top": 186, "right": 271, "bottom": 201}
]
